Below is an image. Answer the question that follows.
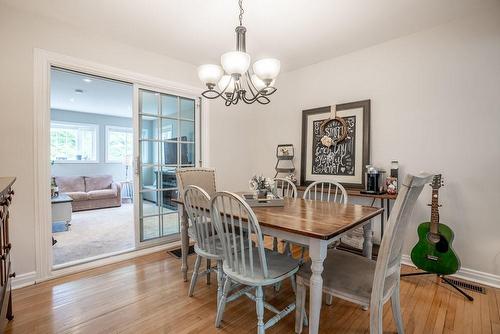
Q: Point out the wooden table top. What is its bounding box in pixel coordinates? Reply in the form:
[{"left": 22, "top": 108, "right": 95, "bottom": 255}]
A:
[
  {"left": 175, "top": 196, "right": 384, "bottom": 241},
  {"left": 252, "top": 198, "right": 383, "bottom": 240}
]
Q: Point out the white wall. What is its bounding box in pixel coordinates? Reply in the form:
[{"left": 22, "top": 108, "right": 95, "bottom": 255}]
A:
[
  {"left": 0, "top": 4, "right": 205, "bottom": 277},
  {"left": 251, "top": 6, "right": 500, "bottom": 277}
]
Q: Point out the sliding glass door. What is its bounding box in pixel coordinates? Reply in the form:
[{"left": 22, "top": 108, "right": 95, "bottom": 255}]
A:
[{"left": 135, "top": 88, "right": 198, "bottom": 245}]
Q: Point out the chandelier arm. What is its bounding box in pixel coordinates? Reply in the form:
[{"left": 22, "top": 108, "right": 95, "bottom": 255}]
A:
[{"left": 243, "top": 72, "right": 259, "bottom": 98}]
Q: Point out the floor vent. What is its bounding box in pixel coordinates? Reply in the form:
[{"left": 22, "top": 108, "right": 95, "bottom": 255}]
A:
[{"left": 444, "top": 277, "right": 486, "bottom": 294}]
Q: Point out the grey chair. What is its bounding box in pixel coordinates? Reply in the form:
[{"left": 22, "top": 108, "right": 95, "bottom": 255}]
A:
[
  {"left": 211, "top": 191, "right": 301, "bottom": 334},
  {"left": 176, "top": 167, "right": 217, "bottom": 283},
  {"left": 271, "top": 177, "right": 297, "bottom": 253},
  {"left": 183, "top": 185, "right": 225, "bottom": 305},
  {"left": 295, "top": 173, "right": 432, "bottom": 334}
]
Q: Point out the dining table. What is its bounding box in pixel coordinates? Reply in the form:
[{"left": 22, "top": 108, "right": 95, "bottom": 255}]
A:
[{"left": 174, "top": 196, "right": 384, "bottom": 334}]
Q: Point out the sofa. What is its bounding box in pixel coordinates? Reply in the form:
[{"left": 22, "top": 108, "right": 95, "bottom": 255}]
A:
[{"left": 55, "top": 175, "right": 121, "bottom": 212}]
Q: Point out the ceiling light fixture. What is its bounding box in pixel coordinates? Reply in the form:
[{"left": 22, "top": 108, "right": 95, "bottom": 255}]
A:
[
  {"left": 197, "top": 0, "right": 280, "bottom": 106},
  {"left": 83, "top": 78, "right": 92, "bottom": 83}
]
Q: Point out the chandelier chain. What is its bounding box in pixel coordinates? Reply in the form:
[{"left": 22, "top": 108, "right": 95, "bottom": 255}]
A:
[{"left": 238, "top": 0, "right": 244, "bottom": 26}]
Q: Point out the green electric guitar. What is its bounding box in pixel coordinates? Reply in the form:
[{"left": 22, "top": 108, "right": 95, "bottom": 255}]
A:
[{"left": 410, "top": 174, "right": 460, "bottom": 275}]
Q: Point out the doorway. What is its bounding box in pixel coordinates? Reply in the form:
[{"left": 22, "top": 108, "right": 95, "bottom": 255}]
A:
[{"left": 34, "top": 50, "right": 205, "bottom": 280}]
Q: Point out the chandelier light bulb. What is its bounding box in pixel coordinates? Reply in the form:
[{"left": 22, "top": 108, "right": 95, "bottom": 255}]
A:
[
  {"left": 221, "top": 51, "right": 251, "bottom": 76},
  {"left": 218, "top": 75, "right": 236, "bottom": 93},
  {"left": 253, "top": 58, "right": 281, "bottom": 81},
  {"left": 197, "top": 64, "right": 223, "bottom": 87},
  {"left": 251, "top": 74, "right": 275, "bottom": 91}
]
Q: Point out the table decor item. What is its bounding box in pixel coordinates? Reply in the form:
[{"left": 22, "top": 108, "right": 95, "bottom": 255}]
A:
[
  {"left": 249, "top": 175, "right": 277, "bottom": 198},
  {"left": 301, "top": 100, "right": 370, "bottom": 188}
]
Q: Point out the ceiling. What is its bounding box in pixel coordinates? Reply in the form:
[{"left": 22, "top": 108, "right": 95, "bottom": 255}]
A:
[
  {"left": 50, "top": 68, "right": 133, "bottom": 117},
  {"left": 3, "top": 0, "right": 497, "bottom": 71}
]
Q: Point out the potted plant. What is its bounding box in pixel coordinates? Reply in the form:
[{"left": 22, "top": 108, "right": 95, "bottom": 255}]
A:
[{"left": 249, "top": 175, "right": 277, "bottom": 199}]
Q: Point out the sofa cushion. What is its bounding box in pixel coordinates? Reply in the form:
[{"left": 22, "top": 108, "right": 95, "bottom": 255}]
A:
[
  {"left": 55, "top": 176, "right": 86, "bottom": 193},
  {"left": 66, "top": 191, "right": 89, "bottom": 201},
  {"left": 85, "top": 175, "right": 113, "bottom": 192},
  {"left": 88, "top": 189, "right": 117, "bottom": 200}
]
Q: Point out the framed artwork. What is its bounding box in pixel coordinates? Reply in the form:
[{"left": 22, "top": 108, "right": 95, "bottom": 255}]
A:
[{"left": 300, "top": 100, "right": 370, "bottom": 189}]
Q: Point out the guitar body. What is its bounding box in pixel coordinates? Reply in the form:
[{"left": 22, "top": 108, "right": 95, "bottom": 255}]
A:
[{"left": 410, "top": 222, "right": 460, "bottom": 275}]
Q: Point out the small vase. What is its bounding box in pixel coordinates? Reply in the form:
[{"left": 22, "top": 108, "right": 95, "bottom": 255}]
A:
[{"left": 256, "top": 189, "right": 268, "bottom": 199}]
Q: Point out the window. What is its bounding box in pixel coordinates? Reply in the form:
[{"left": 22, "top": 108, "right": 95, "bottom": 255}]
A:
[
  {"left": 106, "top": 126, "right": 133, "bottom": 163},
  {"left": 50, "top": 122, "right": 98, "bottom": 162}
]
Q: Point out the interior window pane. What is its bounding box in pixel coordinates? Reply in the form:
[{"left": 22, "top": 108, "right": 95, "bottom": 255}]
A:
[
  {"left": 180, "top": 98, "right": 195, "bottom": 120},
  {"left": 141, "top": 165, "right": 158, "bottom": 190},
  {"left": 161, "top": 95, "right": 178, "bottom": 117},
  {"left": 181, "top": 143, "right": 195, "bottom": 165},
  {"left": 160, "top": 190, "right": 178, "bottom": 215},
  {"left": 140, "top": 192, "right": 160, "bottom": 217},
  {"left": 161, "top": 142, "right": 178, "bottom": 165},
  {"left": 161, "top": 118, "right": 178, "bottom": 140},
  {"left": 160, "top": 166, "right": 177, "bottom": 189},
  {"left": 140, "top": 115, "right": 159, "bottom": 140},
  {"left": 141, "top": 140, "right": 159, "bottom": 165},
  {"left": 141, "top": 216, "right": 160, "bottom": 241},
  {"left": 180, "top": 120, "right": 195, "bottom": 141},
  {"left": 141, "top": 91, "right": 159, "bottom": 115},
  {"left": 162, "top": 213, "right": 180, "bottom": 236}
]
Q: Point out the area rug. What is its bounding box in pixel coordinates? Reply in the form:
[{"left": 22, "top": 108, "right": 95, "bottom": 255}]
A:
[{"left": 52, "top": 204, "right": 136, "bottom": 265}]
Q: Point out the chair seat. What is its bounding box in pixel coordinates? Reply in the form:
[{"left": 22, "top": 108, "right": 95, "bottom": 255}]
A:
[
  {"left": 297, "top": 249, "right": 397, "bottom": 305},
  {"left": 224, "top": 248, "right": 300, "bottom": 286}
]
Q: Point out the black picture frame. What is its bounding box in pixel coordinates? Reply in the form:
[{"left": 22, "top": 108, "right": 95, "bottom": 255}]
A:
[{"left": 300, "top": 100, "right": 371, "bottom": 189}]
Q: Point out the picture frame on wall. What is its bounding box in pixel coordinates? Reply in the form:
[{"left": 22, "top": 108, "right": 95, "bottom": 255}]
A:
[{"left": 300, "top": 99, "right": 370, "bottom": 189}]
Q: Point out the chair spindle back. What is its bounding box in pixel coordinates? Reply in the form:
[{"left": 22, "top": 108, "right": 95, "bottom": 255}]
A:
[
  {"left": 303, "top": 181, "right": 347, "bottom": 204},
  {"left": 184, "top": 185, "right": 217, "bottom": 256},
  {"left": 211, "top": 192, "right": 268, "bottom": 280}
]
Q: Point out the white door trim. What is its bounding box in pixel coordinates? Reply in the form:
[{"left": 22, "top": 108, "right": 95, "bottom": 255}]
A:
[{"left": 33, "top": 48, "right": 209, "bottom": 282}]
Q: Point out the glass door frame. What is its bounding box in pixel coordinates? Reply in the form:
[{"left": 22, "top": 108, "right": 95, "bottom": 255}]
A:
[{"left": 133, "top": 83, "right": 201, "bottom": 249}]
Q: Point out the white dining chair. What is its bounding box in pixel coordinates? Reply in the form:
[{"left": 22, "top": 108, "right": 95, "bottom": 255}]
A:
[
  {"left": 271, "top": 177, "right": 297, "bottom": 253},
  {"left": 211, "top": 191, "right": 301, "bottom": 334},
  {"left": 302, "top": 180, "right": 347, "bottom": 204},
  {"left": 176, "top": 167, "right": 217, "bottom": 283},
  {"left": 302, "top": 180, "right": 350, "bottom": 304},
  {"left": 183, "top": 185, "right": 225, "bottom": 304},
  {"left": 295, "top": 173, "right": 432, "bottom": 334}
]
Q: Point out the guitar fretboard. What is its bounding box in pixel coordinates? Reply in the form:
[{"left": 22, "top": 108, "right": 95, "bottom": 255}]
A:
[{"left": 430, "top": 189, "right": 440, "bottom": 234}]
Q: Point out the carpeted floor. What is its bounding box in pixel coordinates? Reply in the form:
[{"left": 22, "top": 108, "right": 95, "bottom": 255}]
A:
[{"left": 52, "top": 203, "right": 179, "bottom": 266}]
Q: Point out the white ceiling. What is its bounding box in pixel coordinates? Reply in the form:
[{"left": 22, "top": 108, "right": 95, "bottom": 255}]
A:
[
  {"left": 3, "top": 0, "right": 497, "bottom": 71},
  {"left": 50, "top": 68, "right": 133, "bottom": 117}
]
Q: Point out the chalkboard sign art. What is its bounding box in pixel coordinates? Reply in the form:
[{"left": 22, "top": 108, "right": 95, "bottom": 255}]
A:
[{"left": 300, "top": 100, "right": 370, "bottom": 188}]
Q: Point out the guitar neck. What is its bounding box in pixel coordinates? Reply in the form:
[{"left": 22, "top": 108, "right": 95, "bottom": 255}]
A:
[{"left": 430, "top": 189, "right": 440, "bottom": 234}]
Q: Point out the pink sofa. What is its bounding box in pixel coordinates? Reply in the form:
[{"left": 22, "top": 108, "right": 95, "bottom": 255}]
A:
[{"left": 55, "top": 175, "right": 121, "bottom": 212}]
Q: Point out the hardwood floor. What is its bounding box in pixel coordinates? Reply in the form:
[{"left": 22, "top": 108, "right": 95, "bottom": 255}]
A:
[{"left": 5, "top": 246, "right": 500, "bottom": 334}]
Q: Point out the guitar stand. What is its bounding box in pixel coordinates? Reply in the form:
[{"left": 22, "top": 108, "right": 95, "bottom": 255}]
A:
[{"left": 401, "top": 271, "right": 474, "bottom": 301}]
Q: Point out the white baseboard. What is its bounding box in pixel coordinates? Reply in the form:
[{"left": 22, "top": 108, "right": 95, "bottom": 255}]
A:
[
  {"left": 401, "top": 254, "right": 500, "bottom": 289},
  {"left": 12, "top": 271, "right": 37, "bottom": 290},
  {"left": 12, "top": 240, "right": 183, "bottom": 289}
]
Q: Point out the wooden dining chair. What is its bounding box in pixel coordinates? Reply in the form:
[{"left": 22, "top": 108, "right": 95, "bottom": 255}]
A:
[
  {"left": 211, "top": 191, "right": 301, "bottom": 334},
  {"left": 295, "top": 173, "right": 432, "bottom": 334},
  {"left": 273, "top": 177, "right": 298, "bottom": 199},
  {"left": 183, "top": 185, "right": 225, "bottom": 305},
  {"left": 302, "top": 180, "right": 347, "bottom": 204},
  {"left": 271, "top": 177, "right": 297, "bottom": 253},
  {"left": 176, "top": 167, "right": 217, "bottom": 283}
]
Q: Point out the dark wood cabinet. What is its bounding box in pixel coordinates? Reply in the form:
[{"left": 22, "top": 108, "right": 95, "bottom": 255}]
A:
[{"left": 0, "top": 177, "right": 15, "bottom": 332}]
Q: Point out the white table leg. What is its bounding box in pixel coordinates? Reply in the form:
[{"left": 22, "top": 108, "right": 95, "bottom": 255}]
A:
[
  {"left": 180, "top": 205, "right": 189, "bottom": 282},
  {"left": 362, "top": 220, "right": 373, "bottom": 259},
  {"left": 308, "top": 239, "right": 328, "bottom": 334}
]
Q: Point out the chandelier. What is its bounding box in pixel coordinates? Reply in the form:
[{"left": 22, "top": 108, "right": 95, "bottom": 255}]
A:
[{"left": 197, "top": 0, "right": 280, "bottom": 106}]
